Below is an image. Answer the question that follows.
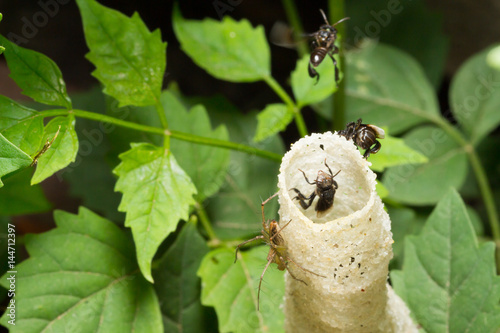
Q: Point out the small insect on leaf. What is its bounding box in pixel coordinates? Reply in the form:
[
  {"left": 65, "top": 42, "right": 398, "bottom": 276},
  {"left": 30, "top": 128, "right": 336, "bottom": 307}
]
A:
[
  {"left": 290, "top": 159, "right": 341, "bottom": 217},
  {"left": 234, "top": 193, "right": 325, "bottom": 311},
  {"left": 338, "top": 118, "right": 385, "bottom": 159},
  {"left": 30, "top": 125, "right": 61, "bottom": 167},
  {"left": 307, "top": 9, "right": 349, "bottom": 84}
]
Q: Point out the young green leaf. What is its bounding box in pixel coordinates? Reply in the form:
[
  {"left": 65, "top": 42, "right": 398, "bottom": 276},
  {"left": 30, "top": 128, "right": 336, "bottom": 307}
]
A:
[
  {"left": 0, "top": 95, "right": 43, "bottom": 156},
  {"left": 382, "top": 126, "right": 468, "bottom": 205},
  {"left": 345, "top": 42, "right": 439, "bottom": 134},
  {"left": 450, "top": 44, "right": 500, "bottom": 145},
  {"left": 0, "top": 35, "right": 72, "bottom": 109},
  {"left": 153, "top": 222, "right": 213, "bottom": 333},
  {"left": 368, "top": 133, "right": 428, "bottom": 172},
  {"left": 0, "top": 168, "right": 51, "bottom": 215},
  {"left": 76, "top": 0, "right": 166, "bottom": 107},
  {"left": 391, "top": 189, "right": 500, "bottom": 333},
  {"left": 254, "top": 103, "right": 294, "bottom": 143},
  {"left": 0, "top": 207, "right": 163, "bottom": 333},
  {"left": 31, "top": 116, "right": 79, "bottom": 185},
  {"left": 114, "top": 143, "right": 197, "bottom": 282},
  {"left": 162, "top": 91, "right": 230, "bottom": 201},
  {"left": 0, "top": 133, "right": 32, "bottom": 187},
  {"left": 198, "top": 247, "right": 285, "bottom": 333},
  {"left": 172, "top": 4, "right": 270, "bottom": 82},
  {"left": 291, "top": 55, "right": 339, "bottom": 108},
  {"left": 487, "top": 45, "right": 500, "bottom": 71}
]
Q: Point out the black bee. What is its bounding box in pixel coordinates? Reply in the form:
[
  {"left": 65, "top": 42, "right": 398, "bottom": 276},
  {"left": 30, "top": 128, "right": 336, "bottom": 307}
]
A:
[
  {"left": 308, "top": 9, "right": 349, "bottom": 84},
  {"left": 338, "top": 118, "right": 385, "bottom": 159},
  {"left": 234, "top": 193, "right": 325, "bottom": 311},
  {"left": 290, "top": 160, "right": 341, "bottom": 217}
]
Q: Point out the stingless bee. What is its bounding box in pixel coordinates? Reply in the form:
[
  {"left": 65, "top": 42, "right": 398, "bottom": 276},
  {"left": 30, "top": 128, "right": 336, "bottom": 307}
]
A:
[
  {"left": 308, "top": 9, "right": 349, "bottom": 84},
  {"left": 338, "top": 118, "right": 385, "bottom": 159},
  {"left": 234, "top": 193, "right": 325, "bottom": 311},
  {"left": 290, "top": 159, "right": 341, "bottom": 217}
]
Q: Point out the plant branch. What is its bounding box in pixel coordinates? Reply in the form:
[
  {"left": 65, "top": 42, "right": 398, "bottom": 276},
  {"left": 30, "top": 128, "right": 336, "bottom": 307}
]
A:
[
  {"left": 263, "top": 75, "right": 308, "bottom": 137},
  {"left": 37, "top": 109, "right": 283, "bottom": 162},
  {"left": 154, "top": 101, "right": 170, "bottom": 148}
]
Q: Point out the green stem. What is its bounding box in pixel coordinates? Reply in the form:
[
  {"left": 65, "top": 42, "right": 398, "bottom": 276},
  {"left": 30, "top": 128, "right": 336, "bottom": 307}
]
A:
[
  {"left": 263, "top": 75, "right": 308, "bottom": 137},
  {"left": 329, "top": 0, "right": 347, "bottom": 131},
  {"left": 429, "top": 116, "right": 500, "bottom": 241},
  {"left": 281, "top": 0, "right": 308, "bottom": 57},
  {"left": 195, "top": 202, "right": 219, "bottom": 244},
  {"left": 154, "top": 102, "right": 170, "bottom": 148},
  {"left": 38, "top": 109, "right": 282, "bottom": 162}
]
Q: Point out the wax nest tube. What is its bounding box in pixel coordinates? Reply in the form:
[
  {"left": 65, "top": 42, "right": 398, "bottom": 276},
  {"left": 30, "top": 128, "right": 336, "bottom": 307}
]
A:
[{"left": 277, "top": 132, "right": 417, "bottom": 333}]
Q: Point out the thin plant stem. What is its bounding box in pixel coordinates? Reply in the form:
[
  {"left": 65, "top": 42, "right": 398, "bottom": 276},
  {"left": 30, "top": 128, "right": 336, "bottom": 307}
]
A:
[
  {"left": 37, "top": 109, "right": 282, "bottom": 162},
  {"left": 195, "top": 202, "right": 220, "bottom": 244},
  {"left": 329, "top": 0, "right": 347, "bottom": 131},
  {"left": 281, "top": 0, "right": 308, "bottom": 57},
  {"left": 263, "top": 75, "right": 308, "bottom": 137}
]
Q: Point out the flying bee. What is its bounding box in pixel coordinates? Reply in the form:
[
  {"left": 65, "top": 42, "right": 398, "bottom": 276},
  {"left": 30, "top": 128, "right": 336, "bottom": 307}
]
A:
[
  {"left": 308, "top": 9, "right": 349, "bottom": 84},
  {"left": 30, "top": 125, "right": 61, "bottom": 167},
  {"left": 338, "top": 118, "right": 385, "bottom": 159},
  {"left": 290, "top": 159, "right": 341, "bottom": 217},
  {"left": 234, "top": 193, "right": 325, "bottom": 311}
]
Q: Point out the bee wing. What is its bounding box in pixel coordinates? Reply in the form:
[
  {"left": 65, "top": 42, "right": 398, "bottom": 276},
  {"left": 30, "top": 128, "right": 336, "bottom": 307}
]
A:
[{"left": 367, "top": 125, "right": 385, "bottom": 139}]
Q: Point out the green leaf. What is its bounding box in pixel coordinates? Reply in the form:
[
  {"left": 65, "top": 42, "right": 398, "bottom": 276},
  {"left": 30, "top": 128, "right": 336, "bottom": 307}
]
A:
[
  {"left": 76, "top": 0, "right": 166, "bottom": 107},
  {"left": 375, "top": 181, "right": 389, "bottom": 199},
  {"left": 173, "top": 4, "right": 270, "bottom": 82},
  {"left": 0, "top": 168, "right": 51, "bottom": 215},
  {"left": 254, "top": 103, "right": 293, "bottom": 143},
  {"left": 61, "top": 87, "right": 124, "bottom": 222},
  {"left": 153, "top": 222, "right": 213, "bottom": 333},
  {"left": 114, "top": 143, "right": 196, "bottom": 282},
  {"left": 391, "top": 189, "right": 500, "bottom": 333},
  {"left": 383, "top": 126, "right": 468, "bottom": 205},
  {"left": 0, "top": 207, "right": 163, "bottom": 333},
  {"left": 0, "top": 95, "right": 44, "bottom": 156},
  {"left": 344, "top": 42, "right": 439, "bottom": 134},
  {"left": 31, "top": 116, "right": 79, "bottom": 185},
  {"left": 0, "top": 35, "right": 71, "bottom": 109},
  {"left": 450, "top": 44, "right": 500, "bottom": 145},
  {"left": 198, "top": 247, "right": 285, "bottom": 333},
  {"left": 291, "top": 55, "right": 339, "bottom": 108},
  {"left": 368, "top": 133, "right": 428, "bottom": 172},
  {"left": 162, "top": 91, "right": 230, "bottom": 201},
  {"left": 387, "top": 206, "right": 425, "bottom": 270},
  {"left": 0, "top": 133, "right": 32, "bottom": 187}
]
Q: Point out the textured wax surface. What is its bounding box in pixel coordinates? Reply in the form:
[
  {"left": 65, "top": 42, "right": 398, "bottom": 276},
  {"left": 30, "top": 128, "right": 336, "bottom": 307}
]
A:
[{"left": 278, "top": 132, "right": 417, "bottom": 332}]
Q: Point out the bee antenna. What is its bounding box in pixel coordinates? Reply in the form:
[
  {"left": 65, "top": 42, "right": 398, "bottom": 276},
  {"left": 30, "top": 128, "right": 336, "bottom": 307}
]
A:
[
  {"left": 333, "top": 17, "right": 350, "bottom": 27},
  {"left": 319, "top": 9, "right": 330, "bottom": 26}
]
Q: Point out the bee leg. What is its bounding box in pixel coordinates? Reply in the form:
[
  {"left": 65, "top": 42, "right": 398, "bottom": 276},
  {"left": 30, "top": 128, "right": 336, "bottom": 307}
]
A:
[
  {"left": 290, "top": 188, "right": 316, "bottom": 209},
  {"left": 308, "top": 61, "right": 320, "bottom": 84},
  {"left": 363, "top": 140, "right": 381, "bottom": 159},
  {"left": 298, "top": 169, "right": 316, "bottom": 185},
  {"left": 287, "top": 256, "right": 326, "bottom": 278},
  {"left": 234, "top": 235, "right": 265, "bottom": 263},
  {"left": 327, "top": 51, "right": 339, "bottom": 84},
  {"left": 258, "top": 255, "right": 275, "bottom": 311}
]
